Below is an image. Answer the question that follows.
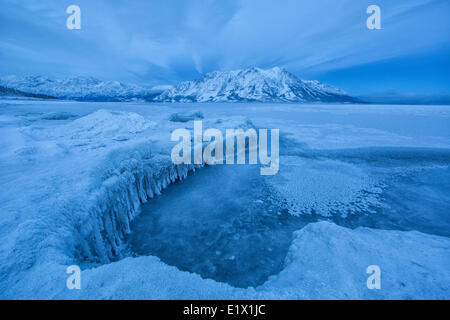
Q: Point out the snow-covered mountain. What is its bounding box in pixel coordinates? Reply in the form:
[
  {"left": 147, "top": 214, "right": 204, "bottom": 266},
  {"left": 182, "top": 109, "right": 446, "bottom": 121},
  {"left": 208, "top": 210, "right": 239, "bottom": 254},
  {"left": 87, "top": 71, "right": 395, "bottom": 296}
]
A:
[
  {"left": 0, "top": 75, "right": 159, "bottom": 102},
  {"left": 0, "top": 68, "right": 358, "bottom": 103},
  {"left": 155, "top": 67, "right": 359, "bottom": 103}
]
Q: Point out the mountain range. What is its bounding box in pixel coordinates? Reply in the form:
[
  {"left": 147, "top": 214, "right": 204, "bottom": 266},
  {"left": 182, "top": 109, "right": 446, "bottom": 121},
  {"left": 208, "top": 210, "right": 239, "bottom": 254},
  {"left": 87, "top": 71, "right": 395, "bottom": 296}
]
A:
[
  {"left": 0, "top": 67, "right": 359, "bottom": 103},
  {"left": 0, "top": 75, "right": 162, "bottom": 102}
]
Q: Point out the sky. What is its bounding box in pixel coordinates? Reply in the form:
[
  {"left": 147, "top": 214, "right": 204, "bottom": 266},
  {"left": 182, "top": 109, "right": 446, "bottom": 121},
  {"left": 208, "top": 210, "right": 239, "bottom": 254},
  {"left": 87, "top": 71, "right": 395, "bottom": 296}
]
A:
[{"left": 1, "top": 0, "right": 449, "bottom": 95}]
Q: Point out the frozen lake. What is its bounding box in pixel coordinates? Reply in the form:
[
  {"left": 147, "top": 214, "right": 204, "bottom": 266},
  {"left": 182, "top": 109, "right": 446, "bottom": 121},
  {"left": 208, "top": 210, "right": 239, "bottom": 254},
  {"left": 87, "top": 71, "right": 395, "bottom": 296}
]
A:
[{"left": 0, "top": 99, "right": 449, "bottom": 298}]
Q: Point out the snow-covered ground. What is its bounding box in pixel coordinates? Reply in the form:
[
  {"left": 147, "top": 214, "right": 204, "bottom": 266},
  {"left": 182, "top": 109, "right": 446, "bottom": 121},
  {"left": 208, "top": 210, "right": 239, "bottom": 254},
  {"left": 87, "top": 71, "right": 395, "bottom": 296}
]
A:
[{"left": 0, "top": 99, "right": 449, "bottom": 299}]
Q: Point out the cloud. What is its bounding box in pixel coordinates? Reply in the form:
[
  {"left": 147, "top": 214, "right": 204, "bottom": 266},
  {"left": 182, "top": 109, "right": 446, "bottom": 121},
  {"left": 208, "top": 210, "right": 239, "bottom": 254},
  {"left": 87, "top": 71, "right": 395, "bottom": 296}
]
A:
[{"left": 0, "top": 0, "right": 449, "bottom": 89}]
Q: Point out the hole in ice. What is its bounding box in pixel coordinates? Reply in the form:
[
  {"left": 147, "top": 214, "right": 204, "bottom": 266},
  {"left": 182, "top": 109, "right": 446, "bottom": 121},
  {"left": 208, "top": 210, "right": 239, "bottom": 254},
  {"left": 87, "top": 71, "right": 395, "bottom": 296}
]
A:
[{"left": 126, "top": 164, "right": 310, "bottom": 288}]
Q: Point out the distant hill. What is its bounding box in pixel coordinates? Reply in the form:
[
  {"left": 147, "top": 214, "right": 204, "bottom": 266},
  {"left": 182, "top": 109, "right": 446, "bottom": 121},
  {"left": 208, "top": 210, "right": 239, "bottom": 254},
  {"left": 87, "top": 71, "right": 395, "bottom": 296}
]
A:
[{"left": 0, "top": 85, "right": 56, "bottom": 99}]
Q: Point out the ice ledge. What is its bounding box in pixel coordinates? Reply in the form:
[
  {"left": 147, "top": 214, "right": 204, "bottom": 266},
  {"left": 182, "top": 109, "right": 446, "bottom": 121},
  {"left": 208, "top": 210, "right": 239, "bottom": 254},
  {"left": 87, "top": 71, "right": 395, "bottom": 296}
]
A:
[{"left": 76, "top": 150, "right": 202, "bottom": 263}]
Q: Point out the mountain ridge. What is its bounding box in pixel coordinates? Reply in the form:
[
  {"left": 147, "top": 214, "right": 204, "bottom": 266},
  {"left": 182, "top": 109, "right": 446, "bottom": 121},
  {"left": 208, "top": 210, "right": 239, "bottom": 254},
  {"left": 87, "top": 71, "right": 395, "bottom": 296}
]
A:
[
  {"left": 0, "top": 75, "right": 159, "bottom": 102},
  {"left": 155, "top": 67, "right": 359, "bottom": 103},
  {"left": 0, "top": 67, "right": 359, "bottom": 103}
]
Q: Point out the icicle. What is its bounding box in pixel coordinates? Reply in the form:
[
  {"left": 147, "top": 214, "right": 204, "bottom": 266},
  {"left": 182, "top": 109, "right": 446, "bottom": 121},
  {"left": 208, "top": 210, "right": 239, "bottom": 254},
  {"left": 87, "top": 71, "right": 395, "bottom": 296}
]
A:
[{"left": 76, "top": 156, "right": 201, "bottom": 263}]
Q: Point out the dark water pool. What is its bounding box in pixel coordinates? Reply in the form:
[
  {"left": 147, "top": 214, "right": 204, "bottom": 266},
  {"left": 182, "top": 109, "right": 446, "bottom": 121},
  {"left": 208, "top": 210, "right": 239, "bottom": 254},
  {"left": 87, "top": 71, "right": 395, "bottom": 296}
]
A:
[{"left": 127, "top": 164, "right": 309, "bottom": 288}]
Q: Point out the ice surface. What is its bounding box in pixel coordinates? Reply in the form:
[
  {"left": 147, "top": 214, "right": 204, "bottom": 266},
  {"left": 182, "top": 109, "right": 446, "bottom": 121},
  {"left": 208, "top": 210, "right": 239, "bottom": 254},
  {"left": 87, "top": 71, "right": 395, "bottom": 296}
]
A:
[
  {"left": 0, "top": 99, "right": 449, "bottom": 299},
  {"left": 169, "top": 111, "right": 204, "bottom": 122},
  {"left": 260, "top": 221, "right": 450, "bottom": 300},
  {"left": 343, "top": 161, "right": 450, "bottom": 237},
  {"left": 267, "top": 156, "right": 384, "bottom": 217}
]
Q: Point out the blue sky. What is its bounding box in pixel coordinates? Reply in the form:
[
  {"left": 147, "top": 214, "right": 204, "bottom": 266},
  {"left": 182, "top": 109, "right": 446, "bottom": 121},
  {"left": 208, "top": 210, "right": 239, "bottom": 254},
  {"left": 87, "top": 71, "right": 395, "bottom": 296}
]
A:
[{"left": 1, "top": 0, "right": 449, "bottom": 95}]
